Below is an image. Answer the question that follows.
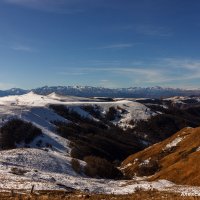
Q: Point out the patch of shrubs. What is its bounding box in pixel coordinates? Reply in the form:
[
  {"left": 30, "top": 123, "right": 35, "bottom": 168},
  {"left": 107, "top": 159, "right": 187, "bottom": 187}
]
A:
[
  {"left": 51, "top": 105, "right": 108, "bottom": 130},
  {"left": 137, "top": 159, "right": 160, "bottom": 176},
  {"left": 49, "top": 105, "right": 84, "bottom": 122},
  {"left": 65, "top": 124, "right": 142, "bottom": 161},
  {"left": 0, "top": 119, "right": 42, "bottom": 150},
  {"left": 71, "top": 158, "right": 81, "bottom": 174},
  {"left": 81, "top": 105, "right": 102, "bottom": 120},
  {"left": 180, "top": 147, "right": 197, "bottom": 159},
  {"left": 84, "top": 156, "right": 123, "bottom": 179},
  {"left": 132, "top": 105, "right": 200, "bottom": 144},
  {"left": 159, "top": 146, "right": 177, "bottom": 159},
  {"left": 70, "top": 145, "right": 94, "bottom": 160},
  {"left": 10, "top": 167, "right": 29, "bottom": 176},
  {"left": 105, "top": 107, "right": 118, "bottom": 121}
]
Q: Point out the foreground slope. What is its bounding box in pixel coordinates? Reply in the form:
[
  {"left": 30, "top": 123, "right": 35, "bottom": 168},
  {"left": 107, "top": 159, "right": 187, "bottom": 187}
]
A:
[{"left": 122, "top": 126, "right": 200, "bottom": 186}]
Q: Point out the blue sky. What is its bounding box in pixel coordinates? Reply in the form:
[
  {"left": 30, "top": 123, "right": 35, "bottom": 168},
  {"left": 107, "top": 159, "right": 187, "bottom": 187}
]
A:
[{"left": 0, "top": 0, "right": 200, "bottom": 89}]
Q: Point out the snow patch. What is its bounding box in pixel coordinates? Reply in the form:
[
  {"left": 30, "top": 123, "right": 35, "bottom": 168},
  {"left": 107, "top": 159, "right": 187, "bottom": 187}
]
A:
[
  {"left": 196, "top": 147, "right": 200, "bottom": 152},
  {"left": 139, "top": 158, "right": 151, "bottom": 166},
  {"left": 164, "top": 137, "right": 184, "bottom": 150}
]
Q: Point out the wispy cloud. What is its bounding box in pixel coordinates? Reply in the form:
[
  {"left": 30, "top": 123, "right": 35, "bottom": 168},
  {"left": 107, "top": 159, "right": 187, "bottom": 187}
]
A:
[
  {"left": 0, "top": 41, "right": 35, "bottom": 52},
  {"left": 136, "top": 25, "right": 172, "bottom": 37},
  {"left": 58, "top": 72, "right": 88, "bottom": 76},
  {"left": 11, "top": 45, "right": 34, "bottom": 52},
  {"left": 98, "top": 43, "right": 135, "bottom": 49},
  {"left": 130, "top": 58, "right": 200, "bottom": 84},
  {"left": 57, "top": 57, "right": 200, "bottom": 88},
  {"left": 154, "top": 58, "right": 200, "bottom": 82},
  {"left": 58, "top": 66, "right": 165, "bottom": 85},
  {"left": 86, "top": 60, "right": 121, "bottom": 66},
  {"left": 118, "top": 24, "right": 172, "bottom": 37},
  {"left": 160, "top": 57, "right": 200, "bottom": 70},
  {"left": 3, "top": 0, "right": 93, "bottom": 13}
]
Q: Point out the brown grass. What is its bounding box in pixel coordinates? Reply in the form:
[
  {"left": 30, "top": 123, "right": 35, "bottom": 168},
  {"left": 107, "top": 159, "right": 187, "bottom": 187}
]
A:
[
  {"left": 122, "top": 127, "right": 200, "bottom": 186},
  {"left": 0, "top": 190, "right": 199, "bottom": 200}
]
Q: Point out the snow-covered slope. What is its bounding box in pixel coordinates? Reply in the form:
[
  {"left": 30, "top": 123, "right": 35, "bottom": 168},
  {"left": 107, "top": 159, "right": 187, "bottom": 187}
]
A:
[
  {"left": 0, "top": 92, "right": 155, "bottom": 161},
  {"left": 0, "top": 92, "right": 155, "bottom": 129},
  {"left": 0, "top": 92, "right": 71, "bottom": 153},
  {"left": 0, "top": 148, "right": 199, "bottom": 196},
  {"left": 0, "top": 92, "right": 156, "bottom": 157}
]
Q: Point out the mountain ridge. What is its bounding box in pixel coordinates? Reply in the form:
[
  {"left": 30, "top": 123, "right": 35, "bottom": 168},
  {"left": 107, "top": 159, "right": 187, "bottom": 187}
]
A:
[{"left": 1, "top": 86, "right": 200, "bottom": 98}]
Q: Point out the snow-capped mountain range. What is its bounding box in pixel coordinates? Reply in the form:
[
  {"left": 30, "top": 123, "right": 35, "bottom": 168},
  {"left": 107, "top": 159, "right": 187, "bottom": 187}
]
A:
[{"left": 1, "top": 86, "right": 200, "bottom": 98}]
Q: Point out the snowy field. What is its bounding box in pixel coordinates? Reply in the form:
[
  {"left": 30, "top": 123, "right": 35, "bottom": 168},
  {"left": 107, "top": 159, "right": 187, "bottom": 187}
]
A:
[{"left": 0, "top": 149, "right": 199, "bottom": 196}]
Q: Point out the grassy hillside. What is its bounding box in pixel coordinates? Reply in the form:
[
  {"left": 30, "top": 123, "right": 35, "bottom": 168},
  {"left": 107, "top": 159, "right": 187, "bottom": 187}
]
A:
[{"left": 122, "top": 126, "right": 200, "bottom": 186}]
